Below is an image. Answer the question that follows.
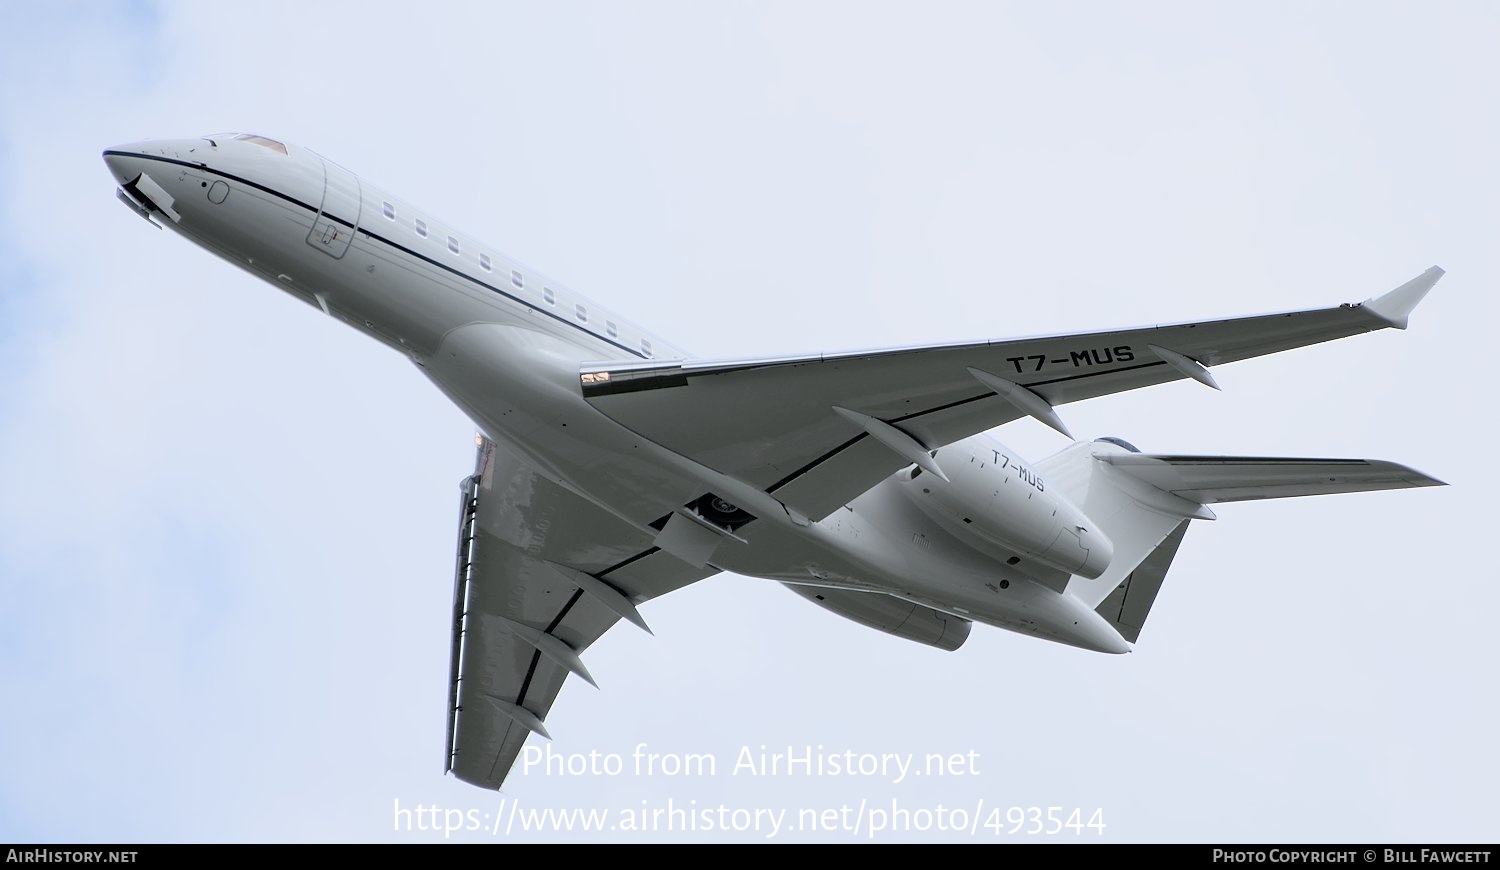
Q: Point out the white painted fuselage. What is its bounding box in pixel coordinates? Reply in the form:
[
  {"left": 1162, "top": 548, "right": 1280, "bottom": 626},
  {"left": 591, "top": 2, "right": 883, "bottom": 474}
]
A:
[{"left": 101, "top": 135, "right": 1148, "bottom": 654}]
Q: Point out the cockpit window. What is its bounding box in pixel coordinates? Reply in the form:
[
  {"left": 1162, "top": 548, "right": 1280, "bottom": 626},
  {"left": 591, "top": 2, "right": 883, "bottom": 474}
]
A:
[{"left": 233, "top": 133, "right": 288, "bottom": 155}]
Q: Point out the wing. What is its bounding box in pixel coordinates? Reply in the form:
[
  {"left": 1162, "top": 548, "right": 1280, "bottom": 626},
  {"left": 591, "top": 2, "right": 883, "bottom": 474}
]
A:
[
  {"left": 446, "top": 437, "right": 718, "bottom": 790},
  {"left": 582, "top": 268, "right": 1443, "bottom": 520},
  {"left": 1096, "top": 454, "right": 1445, "bottom": 503}
]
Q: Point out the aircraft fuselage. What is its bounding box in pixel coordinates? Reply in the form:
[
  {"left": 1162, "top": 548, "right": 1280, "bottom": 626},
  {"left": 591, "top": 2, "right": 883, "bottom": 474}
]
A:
[{"left": 100, "top": 135, "right": 1161, "bottom": 654}]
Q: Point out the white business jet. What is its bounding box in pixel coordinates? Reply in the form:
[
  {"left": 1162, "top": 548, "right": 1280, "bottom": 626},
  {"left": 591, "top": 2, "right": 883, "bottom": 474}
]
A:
[{"left": 103, "top": 133, "right": 1444, "bottom": 790}]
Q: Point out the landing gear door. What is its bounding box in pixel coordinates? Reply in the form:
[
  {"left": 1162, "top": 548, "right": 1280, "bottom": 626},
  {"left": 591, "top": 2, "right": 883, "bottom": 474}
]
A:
[{"left": 307, "top": 156, "right": 361, "bottom": 259}]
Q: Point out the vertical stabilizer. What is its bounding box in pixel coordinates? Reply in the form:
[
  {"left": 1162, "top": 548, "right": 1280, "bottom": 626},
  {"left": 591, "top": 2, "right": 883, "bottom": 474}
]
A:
[
  {"left": 1035, "top": 440, "right": 1205, "bottom": 642},
  {"left": 1094, "top": 520, "right": 1189, "bottom": 643}
]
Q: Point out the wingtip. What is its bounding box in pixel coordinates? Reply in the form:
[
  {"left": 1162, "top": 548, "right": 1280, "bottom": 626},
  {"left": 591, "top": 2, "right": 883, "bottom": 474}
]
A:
[{"left": 1362, "top": 265, "right": 1444, "bottom": 329}]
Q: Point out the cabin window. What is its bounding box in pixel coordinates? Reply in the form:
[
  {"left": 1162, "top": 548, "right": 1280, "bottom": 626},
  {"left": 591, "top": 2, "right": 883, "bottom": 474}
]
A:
[
  {"left": 576, "top": 304, "right": 588, "bottom": 323},
  {"left": 414, "top": 218, "right": 428, "bottom": 238},
  {"left": 511, "top": 270, "right": 523, "bottom": 289},
  {"left": 641, "top": 339, "right": 653, "bottom": 357},
  {"left": 447, "top": 236, "right": 460, "bottom": 255},
  {"left": 543, "top": 287, "right": 555, "bottom": 305},
  {"left": 606, "top": 320, "right": 618, "bottom": 338},
  {"left": 479, "top": 253, "right": 492, "bottom": 272},
  {"left": 382, "top": 202, "right": 395, "bottom": 220}
]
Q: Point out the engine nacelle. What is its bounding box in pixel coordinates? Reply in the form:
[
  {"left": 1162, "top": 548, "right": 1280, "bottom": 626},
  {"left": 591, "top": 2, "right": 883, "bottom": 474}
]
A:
[
  {"left": 784, "top": 584, "right": 971, "bottom": 651},
  {"left": 898, "top": 436, "right": 1114, "bottom": 579}
]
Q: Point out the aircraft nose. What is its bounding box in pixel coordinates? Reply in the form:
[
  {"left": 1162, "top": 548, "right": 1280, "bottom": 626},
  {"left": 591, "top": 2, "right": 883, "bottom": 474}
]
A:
[
  {"left": 103, "top": 142, "right": 150, "bottom": 184},
  {"left": 105, "top": 141, "right": 187, "bottom": 224},
  {"left": 103, "top": 138, "right": 199, "bottom": 182}
]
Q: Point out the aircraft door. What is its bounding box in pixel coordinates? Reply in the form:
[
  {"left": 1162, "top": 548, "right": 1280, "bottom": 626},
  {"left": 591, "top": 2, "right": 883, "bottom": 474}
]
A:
[{"left": 307, "top": 156, "right": 361, "bottom": 259}]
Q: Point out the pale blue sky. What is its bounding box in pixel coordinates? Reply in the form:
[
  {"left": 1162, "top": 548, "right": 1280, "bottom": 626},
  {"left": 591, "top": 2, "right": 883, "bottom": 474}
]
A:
[{"left": 2, "top": 0, "right": 1496, "bottom": 842}]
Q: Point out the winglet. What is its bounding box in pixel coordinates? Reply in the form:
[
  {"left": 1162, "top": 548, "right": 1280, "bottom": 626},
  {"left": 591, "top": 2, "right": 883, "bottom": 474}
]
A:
[{"left": 1362, "top": 265, "right": 1444, "bottom": 330}]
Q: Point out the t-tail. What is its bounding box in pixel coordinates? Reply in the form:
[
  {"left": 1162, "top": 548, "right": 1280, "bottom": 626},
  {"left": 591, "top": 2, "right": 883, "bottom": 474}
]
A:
[{"left": 1036, "top": 437, "right": 1444, "bottom": 645}]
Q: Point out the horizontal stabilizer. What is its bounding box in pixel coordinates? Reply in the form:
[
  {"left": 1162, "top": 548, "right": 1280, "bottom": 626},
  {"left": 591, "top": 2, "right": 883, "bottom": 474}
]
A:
[
  {"left": 1039, "top": 437, "right": 1445, "bottom": 645},
  {"left": 1096, "top": 454, "right": 1445, "bottom": 503}
]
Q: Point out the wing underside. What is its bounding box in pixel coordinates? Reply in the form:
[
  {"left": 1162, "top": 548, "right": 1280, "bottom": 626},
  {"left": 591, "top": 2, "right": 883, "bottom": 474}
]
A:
[
  {"left": 446, "top": 438, "right": 718, "bottom": 790},
  {"left": 581, "top": 268, "right": 1442, "bottom": 520}
]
